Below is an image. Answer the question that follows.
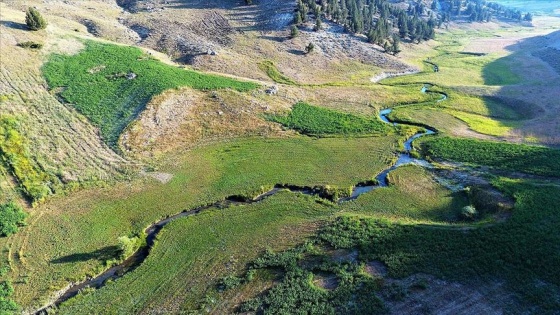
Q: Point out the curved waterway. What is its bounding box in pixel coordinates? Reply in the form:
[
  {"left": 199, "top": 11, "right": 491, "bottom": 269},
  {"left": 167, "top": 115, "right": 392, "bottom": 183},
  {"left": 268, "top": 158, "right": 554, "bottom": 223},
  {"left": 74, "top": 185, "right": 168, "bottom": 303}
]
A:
[{"left": 35, "top": 85, "right": 445, "bottom": 314}]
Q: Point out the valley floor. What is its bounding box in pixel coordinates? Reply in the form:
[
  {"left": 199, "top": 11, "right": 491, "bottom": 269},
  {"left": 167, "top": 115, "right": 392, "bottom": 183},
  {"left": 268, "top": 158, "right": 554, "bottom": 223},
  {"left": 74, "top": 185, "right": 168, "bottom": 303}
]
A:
[{"left": 0, "top": 1, "right": 560, "bottom": 314}]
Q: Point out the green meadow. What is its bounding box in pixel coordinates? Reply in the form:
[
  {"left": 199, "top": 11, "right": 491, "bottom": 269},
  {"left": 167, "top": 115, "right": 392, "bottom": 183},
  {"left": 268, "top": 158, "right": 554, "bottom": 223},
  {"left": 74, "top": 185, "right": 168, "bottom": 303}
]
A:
[{"left": 42, "top": 41, "right": 258, "bottom": 148}]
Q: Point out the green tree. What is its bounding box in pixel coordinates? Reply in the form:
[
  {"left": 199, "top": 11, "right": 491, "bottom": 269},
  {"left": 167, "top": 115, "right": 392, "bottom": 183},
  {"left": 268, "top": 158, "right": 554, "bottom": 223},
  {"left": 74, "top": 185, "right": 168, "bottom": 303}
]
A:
[
  {"left": 25, "top": 7, "right": 47, "bottom": 31},
  {"left": 314, "top": 17, "right": 322, "bottom": 31},
  {"left": 391, "top": 34, "right": 401, "bottom": 55},
  {"left": 0, "top": 202, "right": 27, "bottom": 237},
  {"left": 290, "top": 25, "right": 299, "bottom": 38}
]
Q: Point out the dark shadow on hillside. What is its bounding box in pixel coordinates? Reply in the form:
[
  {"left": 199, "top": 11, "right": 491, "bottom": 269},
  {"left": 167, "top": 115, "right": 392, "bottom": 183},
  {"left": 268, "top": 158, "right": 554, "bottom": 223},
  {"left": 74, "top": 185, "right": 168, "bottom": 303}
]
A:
[
  {"left": 51, "top": 246, "right": 120, "bottom": 264},
  {"left": 259, "top": 35, "right": 287, "bottom": 43},
  {"left": 288, "top": 49, "right": 305, "bottom": 56},
  {"left": 481, "top": 29, "right": 560, "bottom": 146},
  {"left": 0, "top": 20, "right": 28, "bottom": 30}
]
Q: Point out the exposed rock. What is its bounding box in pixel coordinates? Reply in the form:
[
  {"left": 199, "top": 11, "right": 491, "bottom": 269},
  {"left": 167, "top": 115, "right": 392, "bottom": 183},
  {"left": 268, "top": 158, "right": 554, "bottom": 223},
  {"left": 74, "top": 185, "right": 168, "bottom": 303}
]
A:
[{"left": 265, "top": 85, "right": 278, "bottom": 95}]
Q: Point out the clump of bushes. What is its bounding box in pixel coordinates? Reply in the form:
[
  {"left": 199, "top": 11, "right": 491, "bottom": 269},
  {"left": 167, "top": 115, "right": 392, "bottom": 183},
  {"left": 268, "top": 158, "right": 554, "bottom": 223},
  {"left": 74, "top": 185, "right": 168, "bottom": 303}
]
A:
[
  {"left": 419, "top": 137, "right": 560, "bottom": 177},
  {"left": 460, "top": 205, "right": 478, "bottom": 220},
  {"left": 117, "top": 235, "right": 142, "bottom": 259},
  {"left": 17, "top": 41, "right": 43, "bottom": 50},
  {"left": 0, "top": 116, "right": 54, "bottom": 204},
  {"left": 0, "top": 202, "right": 27, "bottom": 237},
  {"left": 0, "top": 281, "right": 18, "bottom": 313},
  {"left": 25, "top": 7, "right": 47, "bottom": 31}
]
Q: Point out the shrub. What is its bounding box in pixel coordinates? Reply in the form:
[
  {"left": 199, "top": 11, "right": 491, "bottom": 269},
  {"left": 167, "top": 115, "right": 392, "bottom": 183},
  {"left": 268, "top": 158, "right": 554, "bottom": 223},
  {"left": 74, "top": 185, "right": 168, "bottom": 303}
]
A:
[
  {"left": 117, "top": 235, "right": 140, "bottom": 259},
  {"left": 305, "top": 42, "right": 315, "bottom": 54},
  {"left": 0, "top": 202, "right": 27, "bottom": 237},
  {"left": 17, "top": 41, "right": 43, "bottom": 49},
  {"left": 290, "top": 25, "right": 299, "bottom": 38},
  {"left": 217, "top": 275, "right": 243, "bottom": 291},
  {"left": 0, "top": 281, "right": 18, "bottom": 313},
  {"left": 25, "top": 7, "right": 47, "bottom": 31},
  {"left": 460, "top": 205, "right": 478, "bottom": 220},
  {"left": 0, "top": 116, "right": 54, "bottom": 204}
]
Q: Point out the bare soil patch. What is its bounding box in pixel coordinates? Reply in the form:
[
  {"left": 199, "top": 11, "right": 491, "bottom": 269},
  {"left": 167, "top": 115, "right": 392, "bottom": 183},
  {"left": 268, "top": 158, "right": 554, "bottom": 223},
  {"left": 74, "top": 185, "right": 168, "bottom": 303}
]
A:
[
  {"left": 313, "top": 272, "right": 339, "bottom": 290},
  {"left": 121, "top": 87, "right": 291, "bottom": 158},
  {"left": 365, "top": 260, "right": 388, "bottom": 278}
]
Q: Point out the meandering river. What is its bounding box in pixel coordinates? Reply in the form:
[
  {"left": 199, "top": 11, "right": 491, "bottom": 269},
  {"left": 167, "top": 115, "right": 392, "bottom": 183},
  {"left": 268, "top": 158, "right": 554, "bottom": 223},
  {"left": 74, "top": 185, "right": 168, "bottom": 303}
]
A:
[{"left": 35, "top": 84, "right": 446, "bottom": 314}]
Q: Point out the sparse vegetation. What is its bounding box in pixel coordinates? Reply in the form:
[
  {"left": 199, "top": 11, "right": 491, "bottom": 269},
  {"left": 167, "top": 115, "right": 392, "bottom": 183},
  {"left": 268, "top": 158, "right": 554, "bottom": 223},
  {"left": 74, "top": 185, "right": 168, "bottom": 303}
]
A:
[
  {"left": 0, "top": 116, "right": 55, "bottom": 204},
  {"left": 257, "top": 60, "right": 297, "bottom": 85}
]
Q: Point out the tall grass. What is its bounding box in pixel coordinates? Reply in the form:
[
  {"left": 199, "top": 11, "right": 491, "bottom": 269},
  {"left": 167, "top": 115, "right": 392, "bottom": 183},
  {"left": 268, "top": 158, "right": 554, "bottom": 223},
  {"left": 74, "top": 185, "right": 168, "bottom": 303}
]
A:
[
  {"left": 0, "top": 116, "right": 56, "bottom": 204},
  {"left": 268, "top": 102, "right": 390, "bottom": 136}
]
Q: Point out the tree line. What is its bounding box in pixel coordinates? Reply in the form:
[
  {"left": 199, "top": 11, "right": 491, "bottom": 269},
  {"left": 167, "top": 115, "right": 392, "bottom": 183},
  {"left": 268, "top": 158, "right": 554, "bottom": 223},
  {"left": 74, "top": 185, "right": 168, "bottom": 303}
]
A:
[
  {"left": 289, "top": 0, "right": 533, "bottom": 55},
  {"left": 294, "top": 0, "right": 439, "bottom": 55},
  {"left": 437, "top": 0, "right": 533, "bottom": 23}
]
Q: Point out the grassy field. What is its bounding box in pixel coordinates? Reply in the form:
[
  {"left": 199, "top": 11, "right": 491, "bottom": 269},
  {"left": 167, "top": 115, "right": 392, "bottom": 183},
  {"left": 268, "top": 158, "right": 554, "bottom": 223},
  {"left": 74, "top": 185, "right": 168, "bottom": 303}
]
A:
[
  {"left": 420, "top": 137, "right": 560, "bottom": 177},
  {"left": 7, "top": 135, "right": 400, "bottom": 309},
  {"left": 53, "top": 165, "right": 477, "bottom": 314},
  {"left": 2, "top": 2, "right": 560, "bottom": 314},
  {"left": 379, "top": 28, "right": 530, "bottom": 141},
  {"left": 343, "top": 165, "right": 470, "bottom": 222},
  {"left": 445, "top": 110, "right": 519, "bottom": 137},
  {"left": 268, "top": 102, "right": 390, "bottom": 137},
  {"left": 57, "top": 191, "right": 336, "bottom": 314},
  {"left": 43, "top": 41, "right": 259, "bottom": 148}
]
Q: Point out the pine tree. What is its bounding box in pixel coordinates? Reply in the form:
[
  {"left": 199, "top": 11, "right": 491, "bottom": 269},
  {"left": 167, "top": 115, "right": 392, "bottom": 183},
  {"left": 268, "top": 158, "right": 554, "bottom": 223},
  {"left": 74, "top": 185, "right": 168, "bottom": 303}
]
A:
[
  {"left": 314, "top": 17, "right": 322, "bottom": 31},
  {"left": 305, "top": 42, "right": 315, "bottom": 54},
  {"left": 391, "top": 34, "right": 401, "bottom": 55},
  {"left": 290, "top": 25, "right": 299, "bottom": 38},
  {"left": 25, "top": 7, "right": 47, "bottom": 31}
]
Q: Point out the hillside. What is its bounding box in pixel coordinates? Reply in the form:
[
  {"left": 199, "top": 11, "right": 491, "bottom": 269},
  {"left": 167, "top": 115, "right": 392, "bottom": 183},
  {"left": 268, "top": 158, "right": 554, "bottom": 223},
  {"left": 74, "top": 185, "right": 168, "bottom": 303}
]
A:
[{"left": 1, "top": 0, "right": 560, "bottom": 314}]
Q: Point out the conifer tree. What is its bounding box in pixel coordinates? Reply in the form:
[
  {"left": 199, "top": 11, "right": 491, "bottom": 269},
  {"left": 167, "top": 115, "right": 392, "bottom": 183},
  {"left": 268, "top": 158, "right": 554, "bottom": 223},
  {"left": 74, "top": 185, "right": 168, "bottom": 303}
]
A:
[{"left": 25, "top": 7, "right": 47, "bottom": 31}]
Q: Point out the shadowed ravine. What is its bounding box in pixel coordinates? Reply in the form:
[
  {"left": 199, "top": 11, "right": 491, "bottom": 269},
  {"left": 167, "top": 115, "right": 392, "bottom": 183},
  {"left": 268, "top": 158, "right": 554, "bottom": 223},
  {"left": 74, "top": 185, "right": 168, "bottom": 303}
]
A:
[{"left": 35, "top": 85, "right": 446, "bottom": 314}]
